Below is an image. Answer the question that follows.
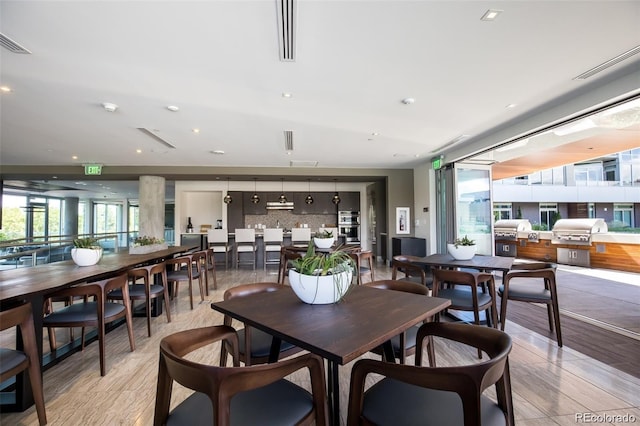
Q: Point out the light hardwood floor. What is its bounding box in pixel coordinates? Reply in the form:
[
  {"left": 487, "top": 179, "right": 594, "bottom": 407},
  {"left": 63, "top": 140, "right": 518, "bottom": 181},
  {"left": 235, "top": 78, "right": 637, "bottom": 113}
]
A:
[{"left": 2, "top": 262, "right": 639, "bottom": 425}]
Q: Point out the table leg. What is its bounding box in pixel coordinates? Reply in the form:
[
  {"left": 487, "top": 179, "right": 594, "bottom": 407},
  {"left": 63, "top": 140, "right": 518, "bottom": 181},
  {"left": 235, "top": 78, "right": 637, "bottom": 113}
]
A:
[
  {"left": 327, "top": 360, "right": 340, "bottom": 426},
  {"left": 267, "top": 337, "right": 282, "bottom": 363}
]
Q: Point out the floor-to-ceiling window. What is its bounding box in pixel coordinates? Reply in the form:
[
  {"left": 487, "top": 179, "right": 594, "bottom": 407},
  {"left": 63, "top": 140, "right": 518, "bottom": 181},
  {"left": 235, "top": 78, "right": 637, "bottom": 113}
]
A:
[
  {"left": 613, "top": 203, "right": 634, "bottom": 227},
  {"left": 493, "top": 203, "right": 513, "bottom": 221},
  {"left": 455, "top": 165, "right": 493, "bottom": 255},
  {"left": 539, "top": 203, "right": 558, "bottom": 230}
]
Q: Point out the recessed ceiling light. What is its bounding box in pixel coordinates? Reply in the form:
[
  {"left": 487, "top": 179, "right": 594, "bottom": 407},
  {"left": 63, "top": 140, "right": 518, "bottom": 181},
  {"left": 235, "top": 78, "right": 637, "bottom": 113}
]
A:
[
  {"left": 282, "top": 92, "right": 292, "bottom": 98},
  {"left": 166, "top": 105, "right": 179, "bottom": 112},
  {"left": 505, "top": 103, "right": 517, "bottom": 109},
  {"left": 401, "top": 98, "right": 415, "bottom": 105},
  {"left": 211, "top": 150, "right": 225, "bottom": 155},
  {"left": 481, "top": 9, "right": 503, "bottom": 21},
  {"left": 72, "top": 155, "right": 78, "bottom": 160},
  {"left": 136, "top": 149, "right": 142, "bottom": 154},
  {"left": 192, "top": 128, "right": 200, "bottom": 133},
  {"left": 371, "top": 132, "right": 380, "bottom": 136},
  {"left": 102, "top": 102, "right": 118, "bottom": 112},
  {"left": 0, "top": 86, "right": 12, "bottom": 93}
]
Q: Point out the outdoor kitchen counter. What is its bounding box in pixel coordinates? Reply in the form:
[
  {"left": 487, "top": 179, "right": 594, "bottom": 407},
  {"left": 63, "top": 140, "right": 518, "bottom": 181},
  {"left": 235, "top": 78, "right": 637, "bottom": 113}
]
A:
[{"left": 513, "top": 231, "right": 640, "bottom": 273}]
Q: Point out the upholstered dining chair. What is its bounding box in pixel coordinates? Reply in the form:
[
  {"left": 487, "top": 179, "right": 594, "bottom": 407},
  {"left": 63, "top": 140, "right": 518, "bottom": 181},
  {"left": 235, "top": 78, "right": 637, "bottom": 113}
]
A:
[
  {"left": 153, "top": 325, "right": 328, "bottom": 426},
  {"left": 277, "top": 246, "right": 303, "bottom": 284},
  {"left": 107, "top": 261, "right": 171, "bottom": 337},
  {"left": 165, "top": 252, "right": 204, "bottom": 310},
  {"left": 0, "top": 301, "right": 47, "bottom": 425},
  {"left": 350, "top": 250, "right": 375, "bottom": 285},
  {"left": 347, "top": 322, "right": 514, "bottom": 426},
  {"left": 391, "top": 258, "right": 431, "bottom": 289},
  {"left": 365, "top": 280, "right": 431, "bottom": 365},
  {"left": 43, "top": 273, "right": 136, "bottom": 376},
  {"left": 219, "top": 282, "right": 301, "bottom": 367},
  {"left": 202, "top": 247, "right": 218, "bottom": 293},
  {"left": 499, "top": 262, "right": 562, "bottom": 346}
]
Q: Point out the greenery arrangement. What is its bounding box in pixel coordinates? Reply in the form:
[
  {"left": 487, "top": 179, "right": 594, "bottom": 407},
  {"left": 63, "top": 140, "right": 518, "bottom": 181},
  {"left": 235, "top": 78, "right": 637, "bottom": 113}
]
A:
[
  {"left": 291, "top": 243, "right": 354, "bottom": 276},
  {"left": 452, "top": 235, "right": 475, "bottom": 248},
  {"left": 131, "top": 236, "right": 164, "bottom": 246},
  {"left": 73, "top": 237, "right": 100, "bottom": 249},
  {"left": 317, "top": 229, "right": 334, "bottom": 239}
]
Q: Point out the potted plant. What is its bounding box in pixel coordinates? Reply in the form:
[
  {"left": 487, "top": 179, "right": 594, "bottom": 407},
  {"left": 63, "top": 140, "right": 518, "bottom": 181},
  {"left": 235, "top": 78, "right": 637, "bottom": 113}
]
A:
[
  {"left": 71, "top": 237, "right": 103, "bottom": 266},
  {"left": 129, "top": 235, "right": 168, "bottom": 254},
  {"left": 288, "top": 244, "right": 355, "bottom": 304},
  {"left": 313, "top": 230, "right": 335, "bottom": 249},
  {"left": 447, "top": 235, "right": 477, "bottom": 260}
]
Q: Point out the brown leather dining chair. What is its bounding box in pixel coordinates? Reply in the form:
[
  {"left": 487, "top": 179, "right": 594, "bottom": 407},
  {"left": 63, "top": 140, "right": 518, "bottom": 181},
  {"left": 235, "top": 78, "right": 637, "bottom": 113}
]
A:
[
  {"left": 391, "top": 258, "right": 431, "bottom": 289},
  {"left": 347, "top": 322, "right": 514, "bottom": 426},
  {"left": 154, "top": 325, "right": 328, "bottom": 426},
  {"left": 349, "top": 250, "right": 375, "bottom": 285},
  {"left": 277, "top": 246, "right": 303, "bottom": 284},
  {"left": 499, "top": 262, "right": 562, "bottom": 346},
  {"left": 365, "top": 280, "right": 431, "bottom": 364},
  {"left": 219, "top": 282, "right": 301, "bottom": 366},
  {"left": 107, "top": 261, "right": 172, "bottom": 337},
  {"left": 0, "top": 301, "right": 47, "bottom": 425},
  {"left": 165, "top": 252, "right": 204, "bottom": 310},
  {"left": 42, "top": 273, "right": 136, "bottom": 376}
]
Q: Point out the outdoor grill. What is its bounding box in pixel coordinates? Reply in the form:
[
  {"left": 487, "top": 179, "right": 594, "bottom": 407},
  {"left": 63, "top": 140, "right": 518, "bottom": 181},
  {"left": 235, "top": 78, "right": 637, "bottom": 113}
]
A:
[
  {"left": 551, "top": 218, "right": 608, "bottom": 246},
  {"left": 494, "top": 219, "right": 532, "bottom": 241}
]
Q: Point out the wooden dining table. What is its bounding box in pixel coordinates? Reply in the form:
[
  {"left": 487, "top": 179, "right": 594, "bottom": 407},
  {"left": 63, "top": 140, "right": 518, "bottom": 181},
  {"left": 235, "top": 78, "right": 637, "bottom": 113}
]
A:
[
  {"left": 406, "top": 253, "right": 515, "bottom": 283},
  {"left": 211, "top": 284, "right": 451, "bottom": 425},
  {"left": 0, "top": 245, "right": 195, "bottom": 412}
]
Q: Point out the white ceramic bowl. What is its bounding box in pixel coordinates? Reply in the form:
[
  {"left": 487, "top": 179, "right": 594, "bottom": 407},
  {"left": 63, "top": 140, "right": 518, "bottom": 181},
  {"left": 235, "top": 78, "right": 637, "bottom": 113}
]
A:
[
  {"left": 313, "top": 237, "right": 334, "bottom": 249},
  {"left": 71, "top": 247, "right": 103, "bottom": 266},
  {"left": 288, "top": 270, "right": 353, "bottom": 304}
]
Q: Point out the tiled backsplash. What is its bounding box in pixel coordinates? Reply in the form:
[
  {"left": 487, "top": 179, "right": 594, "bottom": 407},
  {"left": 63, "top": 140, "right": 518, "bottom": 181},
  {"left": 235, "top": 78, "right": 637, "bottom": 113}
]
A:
[{"left": 245, "top": 211, "right": 336, "bottom": 231}]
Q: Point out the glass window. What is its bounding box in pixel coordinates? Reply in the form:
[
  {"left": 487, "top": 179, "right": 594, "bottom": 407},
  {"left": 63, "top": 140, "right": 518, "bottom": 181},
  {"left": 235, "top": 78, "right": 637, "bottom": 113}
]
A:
[
  {"left": 613, "top": 204, "right": 634, "bottom": 227},
  {"left": 493, "top": 203, "right": 512, "bottom": 221},
  {"left": 539, "top": 203, "right": 558, "bottom": 230}
]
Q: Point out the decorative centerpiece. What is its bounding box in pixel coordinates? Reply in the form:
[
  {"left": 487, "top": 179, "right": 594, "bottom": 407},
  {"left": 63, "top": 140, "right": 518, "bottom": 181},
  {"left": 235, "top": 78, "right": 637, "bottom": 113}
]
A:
[
  {"left": 313, "top": 230, "right": 335, "bottom": 249},
  {"left": 447, "top": 235, "right": 477, "bottom": 260},
  {"left": 129, "top": 236, "right": 168, "bottom": 254},
  {"left": 288, "top": 244, "right": 355, "bottom": 304},
  {"left": 71, "top": 237, "right": 103, "bottom": 266}
]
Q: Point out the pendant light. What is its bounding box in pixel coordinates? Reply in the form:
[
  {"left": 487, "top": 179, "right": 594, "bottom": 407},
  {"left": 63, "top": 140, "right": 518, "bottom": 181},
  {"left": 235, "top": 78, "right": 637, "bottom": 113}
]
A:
[
  {"left": 332, "top": 179, "right": 341, "bottom": 205},
  {"left": 305, "top": 179, "right": 314, "bottom": 204},
  {"left": 223, "top": 178, "right": 232, "bottom": 204},
  {"left": 250, "top": 178, "right": 260, "bottom": 204},
  {"left": 278, "top": 178, "right": 287, "bottom": 203}
]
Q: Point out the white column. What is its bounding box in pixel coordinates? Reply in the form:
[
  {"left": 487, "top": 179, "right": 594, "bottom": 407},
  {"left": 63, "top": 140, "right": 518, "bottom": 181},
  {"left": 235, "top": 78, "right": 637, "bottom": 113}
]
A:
[{"left": 139, "top": 175, "right": 165, "bottom": 240}]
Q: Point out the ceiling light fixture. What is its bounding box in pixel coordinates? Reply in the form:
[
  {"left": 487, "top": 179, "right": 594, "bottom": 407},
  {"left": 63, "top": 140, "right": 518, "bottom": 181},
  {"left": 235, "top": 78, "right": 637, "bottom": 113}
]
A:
[
  {"left": 211, "top": 150, "right": 225, "bottom": 155},
  {"left": 553, "top": 118, "right": 597, "bottom": 136},
  {"left": 282, "top": 92, "right": 292, "bottom": 98},
  {"left": 305, "top": 179, "right": 314, "bottom": 205},
  {"left": 332, "top": 180, "right": 341, "bottom": 205},
  {"left": 401, "top": 97, "right": 415, "bottom": 105},
  {"left": 480, "top": 9, "right": 503, "bottom": 21},
  {"left": 192, "top": 128, "right": 200, "bottom": 133},
  {"left": 0, "top": 86, "right": 12, "bottom": 93},
  {"left": 496, "top": 139, "right": 529, "bottom": 152},
  {"left": 279, "top": 179, "right": 288, "bottom": 203},
  {"left": 223, "top": 178, "right": 233, "bottom": 204},
  {"left": 166, "top": 105, "right": 179, "bottom": 112},
  {"left": 251, "top": 178, "right": 260, "bottom": 204},
  {"left": 102, "top": 102, "right": 118, "bottom": 112}
]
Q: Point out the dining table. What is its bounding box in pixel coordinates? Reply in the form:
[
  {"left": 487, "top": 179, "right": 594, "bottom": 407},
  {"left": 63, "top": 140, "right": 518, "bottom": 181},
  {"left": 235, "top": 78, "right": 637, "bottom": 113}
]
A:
[
  {"left": 0, "top": 245, "right": 196, "bottom": 413},
  {"left": 406, "top": 253, "right": 515, "bottom": 284},
  {"left": 211, "top": 284, "right": 451, "bottom": 425}
]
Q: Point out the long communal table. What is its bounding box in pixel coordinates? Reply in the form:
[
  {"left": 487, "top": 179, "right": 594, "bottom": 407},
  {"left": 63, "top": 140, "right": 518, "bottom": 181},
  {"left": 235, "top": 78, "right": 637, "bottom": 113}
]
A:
[{"left": 0, "top": 245, "right": 195, "bottom": 412}]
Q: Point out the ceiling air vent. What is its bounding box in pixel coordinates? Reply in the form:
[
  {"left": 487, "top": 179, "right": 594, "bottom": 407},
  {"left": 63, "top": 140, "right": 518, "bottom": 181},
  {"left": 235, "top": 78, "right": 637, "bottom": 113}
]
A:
[
  {"left": 276, "top": 0, "right": 297, "bottom": 61},
  {"left": 284, "top": 130, "right": 294, "bottom": 151},
  {"left": 0, "top": 33, "right": 32, "bottom": 54},
  {"left": 137, "top": 128, "right": 176, "bottom": 149},
  {"left": 574, "top": 45, "right": 640, "bottom": 80}
]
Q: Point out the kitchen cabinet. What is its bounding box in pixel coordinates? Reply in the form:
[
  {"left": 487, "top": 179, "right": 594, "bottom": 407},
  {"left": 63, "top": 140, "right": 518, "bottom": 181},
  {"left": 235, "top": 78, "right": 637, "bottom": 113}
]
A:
[
  {"left": 293, "top": 192, "right": 336, "bottom": 215},
  {"left": 242, "top": 192, "right": 266, "bottom": 215},
  {"left": 337, "top": 192, "right": 360, "bottom": 212},
  {"left": 227, "top": 191, "right": 244, "bottom": 231},
  {"left": 392, "top": 237, "right": 427, "bottom": 258}
]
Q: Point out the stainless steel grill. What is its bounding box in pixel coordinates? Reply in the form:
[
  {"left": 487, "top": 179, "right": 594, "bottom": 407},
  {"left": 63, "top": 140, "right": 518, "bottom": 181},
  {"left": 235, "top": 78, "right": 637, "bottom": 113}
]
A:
[
  {"left": 494, "top": 219, "right": 532, "bottom": 241},
  {"left": 551, "top": 218, "right": 608, "bottom": 246}
]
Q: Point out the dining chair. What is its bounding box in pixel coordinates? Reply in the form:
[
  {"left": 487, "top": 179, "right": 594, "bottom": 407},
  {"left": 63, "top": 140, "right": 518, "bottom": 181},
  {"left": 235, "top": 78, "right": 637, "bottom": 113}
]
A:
[
  {"left": 207, "top": 228, "right": 232, "bottom": 269},
  {"left": 499, "top": 261, "right": 562, "bottom": 346},
  {"left": 219, "top": 282, "right": 301, "bottom": 367},
  {"left": 263, "top": 228, "right": 284, "bottom": 270},
  {"left": 277, "top": 246, "right": 303, "bottom": 284},
  {"left": 350, "top": 250, "right": 375, "bottom": 285},
  {"left": 347, "top": 322, "right": 514, "bottom": 426},
  {"left": 234, "top": 228, "right": 257, "bottom": 269},
  {"left": 0, "top": 301, "right": 47, "bottom": 425},
  {"left": 392, "top": 256, "right": 433, "bottom": 289},
  {"left": 153, "top": 325, "right": 328, "bottom": 426},
  {"left": 42, "top": 273, "right": 136, "bottom": 376},
  {"left": 166, "top": 252, "right": 204, "bottom": 310},
  {"left": 365, "top": 280, "right": 431, "bottom": 365},
  {"left": 291, "top": 227, "right": 312, "bottom": 247},
  {"left": 107, "top": 261, "right": 171, "bottom": 337},
  {"left": 202, "top": 247, "right": 218, "bottom": 293}
]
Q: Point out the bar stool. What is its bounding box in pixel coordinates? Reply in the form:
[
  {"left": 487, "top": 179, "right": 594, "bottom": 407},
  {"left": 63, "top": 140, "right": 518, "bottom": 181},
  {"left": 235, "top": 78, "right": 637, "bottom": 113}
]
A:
[
  {"left": 107, "top": 261, "right": 171, "bottom": 337},
  {"left": 234, "top": 228, "right": 257, "bottom": 269},
  {"left": 263, "top": 228, "right": 284, "bottom": 270},
  {"left": 291, "top": 227, "right": 311, "bottom": 247},
  {"left": 207, "top": 229, "right": 232, "bottom": 269},
  {"left": 0, "top": 302, "right": 47, "bottom": 425}
]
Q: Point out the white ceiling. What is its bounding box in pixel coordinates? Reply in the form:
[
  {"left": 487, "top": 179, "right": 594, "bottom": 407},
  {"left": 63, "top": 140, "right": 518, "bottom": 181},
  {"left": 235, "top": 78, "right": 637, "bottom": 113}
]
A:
[{"left": 1, "top": 1, "right": 640, "bottom": 196}]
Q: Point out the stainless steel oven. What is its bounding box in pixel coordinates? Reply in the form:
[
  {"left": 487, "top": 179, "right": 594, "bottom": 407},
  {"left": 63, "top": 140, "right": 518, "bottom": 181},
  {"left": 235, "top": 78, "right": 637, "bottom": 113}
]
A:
[
  {"left": 338, "top": 211, "right": 360, "bottom": 225},
  {"left": 339, "top": 225, "right": 360, "bottom": 243}
]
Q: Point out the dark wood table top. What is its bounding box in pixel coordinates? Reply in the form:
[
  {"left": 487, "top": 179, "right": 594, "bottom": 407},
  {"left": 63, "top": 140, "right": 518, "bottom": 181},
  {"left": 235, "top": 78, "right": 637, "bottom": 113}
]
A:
[
  {"left": 0, "top": 245, "right": 193, "bottom": 302},
  {"left": 211, "top": 284, "right": 451, "bottom": 365},
  {"left": 407, "top": 253, "right": 515, "bottom": 272}
]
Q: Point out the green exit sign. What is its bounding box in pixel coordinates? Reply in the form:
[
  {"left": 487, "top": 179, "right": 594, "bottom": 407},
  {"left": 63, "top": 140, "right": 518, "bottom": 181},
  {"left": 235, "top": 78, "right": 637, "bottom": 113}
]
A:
[
  {"left": 431, "top": 156, "right": 443, "bottom": 170},
  {"left": 84, "top": 164, "right": 102, "bottom": 175}
]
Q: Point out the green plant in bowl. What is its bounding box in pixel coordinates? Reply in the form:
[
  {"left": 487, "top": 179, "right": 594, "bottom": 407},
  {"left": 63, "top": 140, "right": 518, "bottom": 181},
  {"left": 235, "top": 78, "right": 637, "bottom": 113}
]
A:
[
  {"left": 73, "top": 237, "right": 100, "bottom": 249},
  {"left": 452, "top": 235, "right": 475, "bottom": 248}
]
